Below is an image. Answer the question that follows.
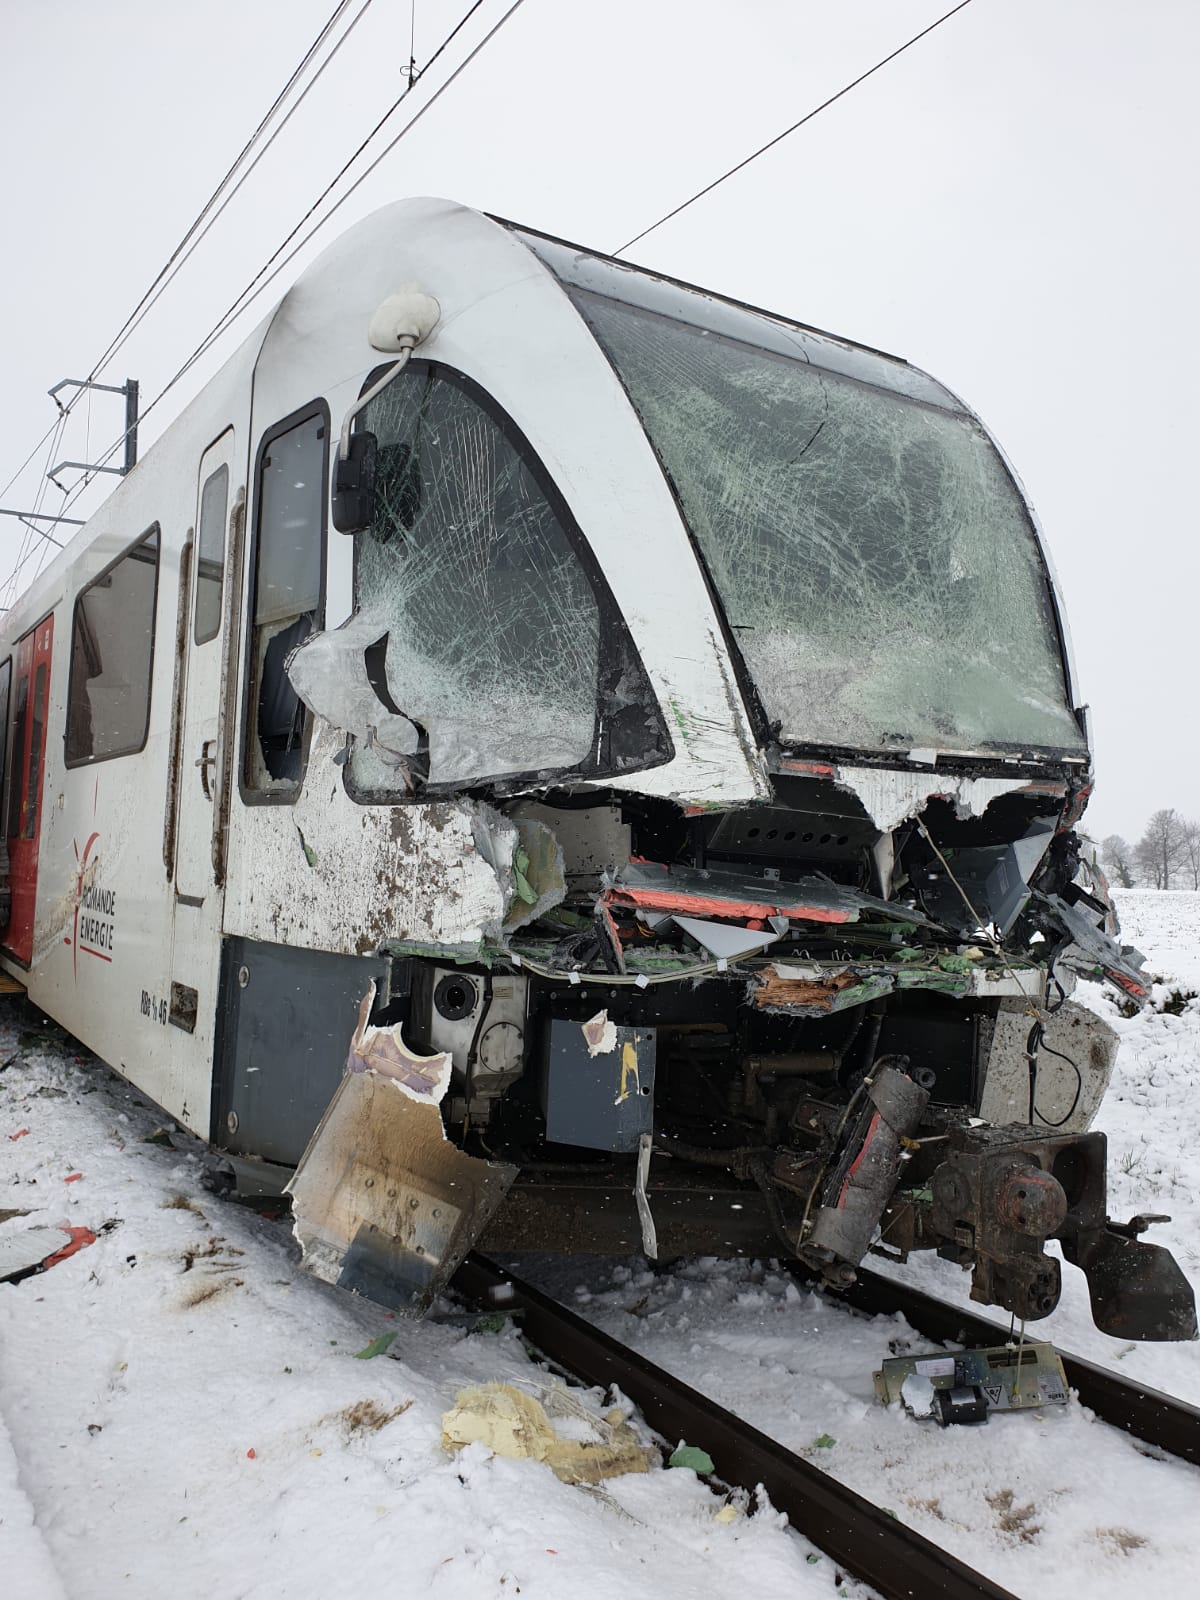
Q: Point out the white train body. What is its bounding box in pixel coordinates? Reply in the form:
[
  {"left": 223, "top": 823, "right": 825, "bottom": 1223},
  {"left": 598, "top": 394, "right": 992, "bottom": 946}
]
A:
[{"left": 0, "top": 199, "right": 1191, "bottom": 1339}]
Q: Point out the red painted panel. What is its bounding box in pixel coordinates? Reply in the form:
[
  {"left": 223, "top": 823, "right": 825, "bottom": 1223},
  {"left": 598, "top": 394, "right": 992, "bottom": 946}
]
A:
[
  {"left": 4, "top": 616, "right": 53, "bottom": 966},
  {"left": 603, "top": 884, "right": 852, "bottom": 924}
]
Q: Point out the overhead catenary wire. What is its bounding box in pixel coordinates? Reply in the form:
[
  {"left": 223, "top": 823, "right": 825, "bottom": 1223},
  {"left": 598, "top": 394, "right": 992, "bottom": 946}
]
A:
[
  {"left": 1, "top": 0, "right": 369, "bottom": 578},
  {"left": 89, "top": 0, "right": 379, "bottom": 386},
  {"left": 613, "top": 0, "right": 976, "bottom": 256},
  {"left": 54, "top": 0, "right": 520, "bottom": 520},
  {"left": 87, "top": 0, "right": 364, "bottom": 384}
]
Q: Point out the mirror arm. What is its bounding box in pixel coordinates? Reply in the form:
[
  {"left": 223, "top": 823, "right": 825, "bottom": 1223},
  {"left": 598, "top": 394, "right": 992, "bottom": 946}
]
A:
[{"left": 338, "top": 345, "right": 414, "bottom": 462}]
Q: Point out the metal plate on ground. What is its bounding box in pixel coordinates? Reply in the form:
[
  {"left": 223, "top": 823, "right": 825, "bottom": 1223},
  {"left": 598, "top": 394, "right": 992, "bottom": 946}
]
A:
[{"left": 875, "top": 1341, "right": 1069, "bottom": 1425}]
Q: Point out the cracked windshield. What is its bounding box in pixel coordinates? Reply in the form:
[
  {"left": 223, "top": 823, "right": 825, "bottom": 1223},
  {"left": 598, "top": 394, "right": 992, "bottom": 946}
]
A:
[{"left": 573, "top": 288, "right": 1087, "bottom": 758}]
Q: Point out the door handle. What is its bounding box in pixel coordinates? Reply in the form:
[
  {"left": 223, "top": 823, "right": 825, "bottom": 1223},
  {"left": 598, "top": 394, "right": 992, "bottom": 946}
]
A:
[{"left": 194, "top": 740, "right": 216, "bottom": 799}]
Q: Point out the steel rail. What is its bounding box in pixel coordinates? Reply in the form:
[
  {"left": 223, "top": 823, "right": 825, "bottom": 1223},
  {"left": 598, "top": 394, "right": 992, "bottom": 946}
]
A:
[
  {"left": 455, "top": 1253, "right": 1021, "bottom": 1600},
  {"left": 807, "top": 1263, "right": 1200, "bottom": 1468}
]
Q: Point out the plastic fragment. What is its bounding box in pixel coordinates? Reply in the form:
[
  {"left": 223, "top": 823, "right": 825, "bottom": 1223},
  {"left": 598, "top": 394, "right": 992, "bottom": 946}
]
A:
[
  {"left": 355, "top": 1331, "right": 399, "bottom": 1360},
  {"left": 41, "top": 1226, "right": 98, "bottom": 1269},
  {"left": 668, "top": 1444, "right": 715, "bottom": 1473}
]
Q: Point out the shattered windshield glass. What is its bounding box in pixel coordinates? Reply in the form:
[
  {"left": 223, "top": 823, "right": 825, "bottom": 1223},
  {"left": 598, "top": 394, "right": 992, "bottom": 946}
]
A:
[
  {"left": 568, "top": 288, "right": 1086, "bottom": 759},
  {"left": 348, "top": 362, "right": 602, "bottom": 791}
]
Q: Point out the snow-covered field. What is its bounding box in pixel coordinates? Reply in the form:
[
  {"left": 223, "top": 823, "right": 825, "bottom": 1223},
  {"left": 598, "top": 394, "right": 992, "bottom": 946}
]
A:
[{"left": 2, "top": 891, "right": 1199, "bottom": 1599}]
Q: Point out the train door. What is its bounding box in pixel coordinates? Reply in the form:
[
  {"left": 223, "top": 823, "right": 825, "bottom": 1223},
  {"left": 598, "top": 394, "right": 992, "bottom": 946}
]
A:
[
  {"left": 168, "top": 430, "right": 240, "bottom": 1052},
  {"left": 176, "top": 430, "right": 236, "bottom": 902},
  {"left": 3, "top": 616, "right": 53, "bottom": 965}
]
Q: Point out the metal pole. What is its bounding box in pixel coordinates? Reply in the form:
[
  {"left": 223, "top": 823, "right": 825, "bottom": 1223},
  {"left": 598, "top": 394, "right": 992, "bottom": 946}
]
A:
[
  {"left": 123, "top": 379, "right": 139, "bottom": 475},
  {"left": 0, "top": 509, "right": 85, "bottom": 526}
]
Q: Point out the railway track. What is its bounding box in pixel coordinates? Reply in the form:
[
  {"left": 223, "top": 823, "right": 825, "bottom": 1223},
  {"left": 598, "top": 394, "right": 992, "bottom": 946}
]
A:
[
  {"left": 454, "top": 1252, "right": 1200, "bottom": 1600},
  {"left": 454, "top": 1253, "right": 1023, "bottom": 1600}
]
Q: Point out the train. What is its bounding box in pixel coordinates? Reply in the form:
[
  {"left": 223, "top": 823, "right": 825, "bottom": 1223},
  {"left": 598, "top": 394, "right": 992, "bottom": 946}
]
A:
[{"left": 0, "top": 197, "right": 1192, "bottom": 1340}]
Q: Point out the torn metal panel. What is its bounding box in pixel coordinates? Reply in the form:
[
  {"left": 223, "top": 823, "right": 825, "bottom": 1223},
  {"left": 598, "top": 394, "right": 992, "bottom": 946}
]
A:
[
  {"left": 288, "top": 1065, "right": 517, "bottom": 1314},
  {"left": 603, "top": 860, "right": 935, "bottom": 928},
  {"left": 346, "top": 986, "right": 452, "bottom": 1100},
  {"left": 0, "top": 1227, "right": 75, "bottom": 1283},
  {"left": 504, "top": 815, "right": 566, "bottom": 932},
  {"left": 634, "top": 1131, "right": 658, "bottom": 1259},
  {"left": 672, "top": 915, "right": 779, "bottom": 960},
  {"left": 223, "top": 724, "right": 515, "bottom": 956},
  {"left": 917, "top": 817, "right": 1057, "bottom": 936},
  {"left": 507, "top": 800, "right": 630, "bottom": 892},
  {"left": 829, "top": 766, "right": 1040, "bottom": 832},
  {"left": 1038, "top": 892, "right": 1149, "bottom": 996}
]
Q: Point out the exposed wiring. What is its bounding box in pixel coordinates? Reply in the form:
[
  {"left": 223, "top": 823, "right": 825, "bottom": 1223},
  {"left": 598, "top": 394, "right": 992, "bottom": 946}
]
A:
[
  {"left": 1026, "top": 953, "right": 1083, "bottom": 1128},
  {"left": 614, "top": 0, "right": 976, "bottom": 256}
]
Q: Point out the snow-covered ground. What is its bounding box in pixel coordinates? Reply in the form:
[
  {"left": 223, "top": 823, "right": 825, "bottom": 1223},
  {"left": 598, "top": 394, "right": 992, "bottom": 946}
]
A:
[
  {"left": 2, "top": 891, "right": 1199, "bottom": 1599},
  {"left": 0, "top": 1025, "right": 843, "bottom": 1600}
]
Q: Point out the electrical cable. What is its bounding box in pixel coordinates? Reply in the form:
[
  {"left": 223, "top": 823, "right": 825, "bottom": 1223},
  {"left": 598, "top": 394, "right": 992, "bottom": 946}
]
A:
[
  {"left": 54, "top": 0, "right": 517, "bottom": 516},
  {"left": 90, "top": 0, "right": 379, "bottom": 384},
  {"left": 614, "top": 0, "right": 976, "bottom": 256},
  {"left": 1025, "top": 953, "right": 1083, "bottom": 1127},
  {"left": 88, "top": 0, "right": 362, "bottom": 382},
  {"left": 149, "top": 0, "right": 497, "bottom": 393},
  {"left": 2, "top": 0, "right": 367, "bottom": 573}
]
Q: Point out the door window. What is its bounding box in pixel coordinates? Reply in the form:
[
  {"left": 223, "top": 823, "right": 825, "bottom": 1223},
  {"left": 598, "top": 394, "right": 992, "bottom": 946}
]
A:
[
  {"left": 194, "top": 464, "right": 229, "bottom": 645},
  {"left": 245, "top": 407, "right": 326, "bottom": 793}
]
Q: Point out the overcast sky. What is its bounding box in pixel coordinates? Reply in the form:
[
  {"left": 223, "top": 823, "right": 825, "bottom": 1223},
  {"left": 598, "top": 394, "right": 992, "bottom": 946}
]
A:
[{"left": 1, "top": 0, "right": 1196, "bottom": 842}]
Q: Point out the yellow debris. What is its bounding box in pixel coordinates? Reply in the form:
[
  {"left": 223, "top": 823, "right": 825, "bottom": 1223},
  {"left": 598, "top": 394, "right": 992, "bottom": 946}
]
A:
[{"left": 441, "top": 1381, "right": 655, "bottom": 1484}]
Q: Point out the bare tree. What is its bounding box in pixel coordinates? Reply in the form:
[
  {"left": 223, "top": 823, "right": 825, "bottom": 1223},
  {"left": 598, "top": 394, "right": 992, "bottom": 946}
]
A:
[
  {"left": 1135, "top": 808, "right": 1187, "bottom": 890},
  {"left": 1101, "top": 833, "right": 1136, "bottom": 889},
  {"left": 1182, "top": 819, "right": 1200, "bottom": 891}
]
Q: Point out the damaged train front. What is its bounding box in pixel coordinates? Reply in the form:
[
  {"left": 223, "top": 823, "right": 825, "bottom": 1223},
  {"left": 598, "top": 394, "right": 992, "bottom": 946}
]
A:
[{"left": 283, "top": 226, "right": 1195, "bottom": 1342}]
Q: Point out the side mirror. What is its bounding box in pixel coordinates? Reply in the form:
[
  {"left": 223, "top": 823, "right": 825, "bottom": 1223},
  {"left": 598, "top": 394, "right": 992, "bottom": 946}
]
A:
[{"left": 331, "top": 431, "right": 378, "bottom": 533}]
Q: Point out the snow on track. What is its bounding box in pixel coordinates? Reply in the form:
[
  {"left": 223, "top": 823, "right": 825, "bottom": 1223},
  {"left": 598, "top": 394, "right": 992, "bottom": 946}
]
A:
[{"left": 0, "top": 1022, "right": 845, "bottom": 1600}]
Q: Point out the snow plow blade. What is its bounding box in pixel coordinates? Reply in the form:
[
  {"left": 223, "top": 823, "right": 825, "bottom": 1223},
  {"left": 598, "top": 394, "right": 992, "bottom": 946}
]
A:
[{"left": 287, "top": 1069, "right": 517, "bottom": 1314}]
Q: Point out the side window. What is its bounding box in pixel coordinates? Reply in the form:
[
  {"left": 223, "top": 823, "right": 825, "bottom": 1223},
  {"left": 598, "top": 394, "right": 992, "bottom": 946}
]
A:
[
  {"left": 65, "top": 527, "right": 161, "bottom": 765},
  {"left": 350, "top": 365, "right": 605, "bottom": 793},
  {"left": 7, "top": 672, "right": 27, "bottom": 838},
  {"left": 245, "top": 408, "right": 326, "bottom": 793},
  {"left": 194, "top": 463, "right": 229, "bottom": 645}
]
